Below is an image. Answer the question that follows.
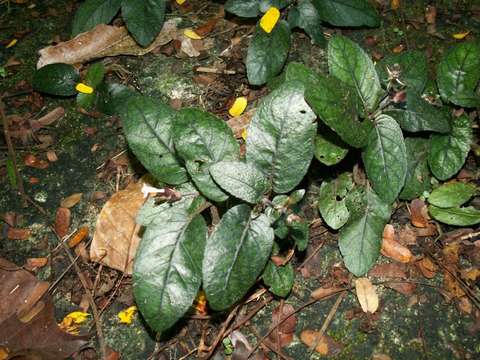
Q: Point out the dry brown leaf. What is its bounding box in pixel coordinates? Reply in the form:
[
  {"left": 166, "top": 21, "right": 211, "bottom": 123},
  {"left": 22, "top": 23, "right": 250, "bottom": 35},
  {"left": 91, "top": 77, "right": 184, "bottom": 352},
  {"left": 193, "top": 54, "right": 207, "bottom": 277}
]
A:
[
  {"left": 24, "top": 257, "right": 48, "bottom": 271},
  {"left": 68, "top": 226, "right": 89, "bottom": 248},
  {"left": 368, "top": 263, "right": 407, "bottom": 279},
  {"left": 373, "top": 353, "right": 392, "bottom": 360},
  {"left": 443, "top": 271, "right": 465, "bottom": 298},
  {"left": 397, "top": 224, "right": 417, "bottom": 246},
  {"left": 6, "top": 227, "right": 31, "bottom": 240},
  {"left": 460, "top": 267, "right": 480, "bottom": 282},
  {"left": 416, "top": 257, "right": 437, "bottom": 279},
  {"left": 24, "top": 154, "right": 49, "bottom": 169},
  {"left": 355, "top": 277, "right": 379, "bottom": 313},
  {"left": 90, "top": 180, "right": 149, "bottom": 274},
  {"left": 226, "top": 108, "right": 255, "bottom": 138},
  {"left": 443, "top": 243, "right": 460, "bottom": 264},
  {"left": 410, "top": 199, "right": 429, "bottom": 228},
  {"left": 37, "top": 19, "right": 180, "bottom": 68},
  {"left": 268, "top": 303, "right": 296, "bottom": 349},
  {"left": 55, "top": 207, "right": 71, "bottom": 238},
  {"left": 300, "top": 330, "right": 343, "bottom": 356},
  {"left": 384, "top": 281, "right": 416, "bottom": 295},
  {"left": 311, "top": 286, "right": 343, "bottom": 300},
  {"left": 381, "top": 224, "right": 413, "bottom": 263},
  {"left": 30, "top": 106, "right": 64, "bottom": 130},
  {"left": 60, "top": 193, "right": 83, "bottom": 208}
]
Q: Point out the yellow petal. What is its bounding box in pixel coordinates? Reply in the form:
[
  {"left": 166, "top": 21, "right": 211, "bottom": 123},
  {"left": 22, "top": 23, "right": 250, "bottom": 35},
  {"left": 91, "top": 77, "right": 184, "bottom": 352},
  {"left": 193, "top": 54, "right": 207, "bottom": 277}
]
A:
[
  {"left": 75, "top": 83, "right": 94, "bottom": 94},
  {"left": 260, "top": 7, "right": 280, "bottom": 34},
  {"left": 118, "top": 306, "right": 137, "bottom": 324},
  {"left": 176, "top": 0, "right": 186, "bottom": 4},
  {"left": 184, "top": 29, "right": 202, "bottom": 40},
  {"left": 62, "top": 311, "right": 90, "bottom": 324},
  {"left": 452, "top": 31, "right": 470, "bottom": 40},
  {"left": 192, "top": 290, "right": 208, "bottom": 315},
  {"left": 228, "top": 96, "right": 248, "bottom": 117},
  {"left": 6, "top": 39, "right": 17, "bottom": 48},
  {"left": 241, "top": 128, "right": 247, "bottom": 141}
]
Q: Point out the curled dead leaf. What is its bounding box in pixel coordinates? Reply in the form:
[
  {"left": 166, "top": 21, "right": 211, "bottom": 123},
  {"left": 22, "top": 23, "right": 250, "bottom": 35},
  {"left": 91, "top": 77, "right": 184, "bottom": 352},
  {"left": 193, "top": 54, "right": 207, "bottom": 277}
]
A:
[
  {"left": 410, "top": 199, "right": 429, "bottom": 228},
  {"left": 55, "top": 207, "right": 71, "bottom": 238},
  {"left": 381, "top": 224, "right": 413, "bottom": 263},
  {"left": 368, "top": 263, "right": 407, "bottom": 279},
  {"left": 311, "top": 286, "right": 343, "bottom": 300},
  {"left": 7, "top": 227, "right": 31, "bottom": 240},
  {"left": 416, "top": 257, "right": 437, "bottom": 279},
  {"left": 60, "top": 193, "right": 83, "bottom": 208},
  {"left": 300, "top": 330, "right": 343, "bottom": 356}
]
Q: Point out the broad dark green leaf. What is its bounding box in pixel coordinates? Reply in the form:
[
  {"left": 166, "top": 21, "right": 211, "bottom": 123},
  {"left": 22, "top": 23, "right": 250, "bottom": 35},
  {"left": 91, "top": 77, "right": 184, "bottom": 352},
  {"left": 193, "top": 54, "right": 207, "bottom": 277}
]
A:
[
  {"left": 328, "top": 35, "right": 383, "bottom": 111},
  {"left": 386, "top": 90, "right": 451, "bottom": 133},
  {"left": 210, "top": 161, "right": 269, "bottom": 204},
  {"left": 262, "top": 261, "right": 294, "bottom": 297},
  {"left": 186, "top": 161, "right": 229, "bottom": 202},
  {"left": 269, "top": 62, "right": 319, "bottom": 91},
  {"left": 225, "top": 0, "right": 260, "bottom": 17},
  {"left": 259, "top": 0, "right": 294, "bottom": 12},
  {"left": 362, "top": 115, "right": 407, "bottom": 204},
  {"left": 314, "top": 128, "right": 349, "bottom": 166},
  {"left": 71, "top": 0, "right": 122, "bottom": 36},
  {"left": 246, "top": 81, "right": 317, "bottom": 193},
  {"left": 246, "top": 21, "right": 291, "bottom": 85},
  {"left": 95, "top": 82, "right": 137, "bottom": 115},
  {"left": 32, "top": 63, "right": 79, "bottom": 96},
  {"left": 429, "top": 205, "right": 480, "bottom": 226},
  {"left": 133, "top": 198, "right": 207, "bottom": 333},
  {"left": 203, "top": 204, "right": 274, "bottom": 310},
  {"left": 437, "top": 41, "right": 480, "bottom": 107},
  {"left": 121, "top": 0, "right": 167, "bottom": 47},
  {"left": 428, "top": 114, "right": 472, "bottom": 180},
  {"left": 120, "top": 96, "right": 187, "bottom": 184},
  {"left": 399, "top": 137, "right": 431, "bottom": 200},
  {"left": 312, "top": 0, "right": 380, "bottom": 27},
  {"left": 376, "top": 50, "right": 428, "bottom": 93},
  {"left": 306, "top": 74, "right": 373, "bottom": 148},
  {"left": 318, "top": 173, "right": 354, "bottom": 230},
  {"left": 339, "top": 187, "right": 391, "bottom": 276},
  {"left": 428, "top": 182, "right": 476, "bottom": 208},
  {"left": 288, "top": 217, "right": 309, "bottom": 251},
  {"left": 77, "top": 63, "right": 105, "bottom": 109},
  {"left": 173, "top": 108, "right": 239, "bottom": 163},
  {"left": 288, "top": 0, "right": 325, "bottom": 46}
]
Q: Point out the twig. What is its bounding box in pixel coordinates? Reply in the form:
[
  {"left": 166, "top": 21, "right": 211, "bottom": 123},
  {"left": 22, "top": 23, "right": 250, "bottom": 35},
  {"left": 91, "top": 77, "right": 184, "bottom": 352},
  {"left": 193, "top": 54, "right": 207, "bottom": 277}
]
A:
[
  {"left": 296, "top": 235, "right": 327, "bottom": 271},
  {"left": 248, "top": 325, "right": 292, "bottom": 360},
  {"left": 226, "top": 295, "right": 273, "bottom": 336},
  {"left": 1, "top": 97, "right": 27, "bottom": 207},
  {"left": 179, "top": 347, "right": 198, "bottom": 360}
]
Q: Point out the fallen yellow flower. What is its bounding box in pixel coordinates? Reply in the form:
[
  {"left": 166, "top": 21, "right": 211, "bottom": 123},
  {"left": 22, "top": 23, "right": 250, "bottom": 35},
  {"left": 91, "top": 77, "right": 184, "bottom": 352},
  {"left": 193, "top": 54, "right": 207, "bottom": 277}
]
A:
[
  {"left": 452, "top": 31, "right": 470, "bottom": 40},
  {"left": 228, "top": 96, "right": 248, "bottom": 117},
  {"left": 59, "top": 311, "right": 90, "bottom": 335},
  {"left": 176, "top": 0, "right": 186, "bottom": 4},
  {"left": 118, "top": 306, "right": 137, "bottom": 324},
  {"left": 75, "top": 83, "right": 94, "bottom": 94},
  {"left": 260, "top": 7, "right": 280, "bottom": 34},
  {"left": 241, "top": 128, "right": 248, "bottom": 141},
  {"left": 184, "top": 29, "right": 202, "bottom": 40},
  {"left": 6, "top": 39, "right": 17, "bottom": 48}
]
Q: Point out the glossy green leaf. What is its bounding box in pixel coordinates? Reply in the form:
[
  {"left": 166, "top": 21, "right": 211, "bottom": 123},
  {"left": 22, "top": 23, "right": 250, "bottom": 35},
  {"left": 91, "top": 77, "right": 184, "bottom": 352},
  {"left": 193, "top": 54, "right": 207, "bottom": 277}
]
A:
[
  {"left": 288, "top": 218, "right": 309, "bottom": 251},
  {"left": 186, "top": 161, "right": 228, "bottom": 202},
  {"left": 71, "top": 0, "right": 122, "bottom": 36},
  {"left": 121, "top": 0, "right": 167, "bottom": 47},
  {"left": 399, "top": 137, "right": 431, "bottom": 200},
  {"left": 428, "top": 114, "right": 472, "bottom": 181},
  {"left": 288, "top": 0, "right": 325, "bottom": 46},
  {"left": 269, "top": 62, "right": 319, "bottom": 91},
  {"left": 246, "top": 81, "right": 317, "bottom": 193},
  {"left": 376, "top": 50, "right": 428, "bottom": 93},
  {"left": 224, "top": 0, "right": 260, "bottom": 17},
  {"left": 312, "top": 0, "right": 380, "bottom": 28},
  {"left": 246, "top": 21, "right": 291, "bottom": 85},
  {"left": 133, "top": 198, "right": 207, "bottom": 333},
  {"left": 318, "top": 173, "right": 354, "bottom": 230},
  {"left": 314, "top": 128, "right": 349, "bottom": 166},
  {"left": 120, "top": 96, "right": 187, "bottom": 184},
  {"left": 77, "top": 63, "right": 106, "bottom": 109},
  {"left": 259, "top": 0, "right": 294, "bottom": 12},
  {"left": 32, "top": 63, "right": 79, "bottom": 96},
  {"left": 428, "top": 182, "right": 476, "bottom": 208},
  {"left": 437, "top": 41, "right": 480, "bottom": 107},
  {"left": 262, "top": 261, "right": 294, "bottom": 297},
  {"left": 339, "top": 187, "right": 391, "bottom": 276},
  {"left": 306, "top": 74, "right": 373, "bottom": 148},
  {"left": 95, "top": 82, "right": 137, "bottom": 115},
  {"left": 173, "top": 108, "right": 239, "bottom": 163},
  {"left": 328, "top": 35, "right": 383, "bottom": 111},
  {"left": 362, "top": 114, "right": 407, "bottom": 204},
  {"left": 386, "top": 91, "right": 451, "bottom": 133},
  {"left": 203, "top": 204, "right": 274, "bottom": 310},
  {"left": 210, "top": 161, "right": 269, "bottom": 204},
  {"left": 429, "top": 205, "right": 480, "bottom": 226}
]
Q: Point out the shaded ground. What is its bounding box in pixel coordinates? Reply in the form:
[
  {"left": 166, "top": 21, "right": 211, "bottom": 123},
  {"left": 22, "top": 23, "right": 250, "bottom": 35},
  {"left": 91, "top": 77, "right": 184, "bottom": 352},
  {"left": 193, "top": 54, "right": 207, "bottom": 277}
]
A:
[{"left": 1, "top": 1, "right": 480, "bottom": 359}]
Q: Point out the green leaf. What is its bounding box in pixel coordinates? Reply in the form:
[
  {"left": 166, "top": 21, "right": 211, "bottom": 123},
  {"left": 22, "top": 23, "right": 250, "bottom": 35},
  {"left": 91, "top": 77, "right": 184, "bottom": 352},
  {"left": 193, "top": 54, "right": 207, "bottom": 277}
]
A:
[
  {"left": 385, "top": 91, "right": 451, "bottom": 133},
  {"left": 246, "top": 81, "right": 317, "bottom": 193},
  {"left": 32, "top": 63, "right": 79, "bottom": 96},
  {"left": 328, "top": 35, "right": 383, "bottom": 111},
  {"left": 306, "top": 74, "right": 373, "bottom": 148},
  {"left": 133, "top": 199, "right": 207, "bottom": 333},
  {"left": 210, "top": 161, "right": 269, "bottom": 204},
  {"left": 362, "top": 114, "right": 407, "bottom": 204},
  {"left": 224, "top": 0, "right": 260, "bottom": 17},
  {"left": 259, "top": 0, "right": 294, "bottom": 12},
  {"left": 71, "top": 0, "right": 122, "bottom": 36},
  {"left": 77, "top": 63, "right": 106, "bottom": 109},
  {"left": 318, "top": 173, "right": 354, "bottom": 230},
  {"left": 95, "top": 82, "right": 137, "bottom": 115},
  {"left": 314, "top": 128, "right": 349, "bottom": 166},
  {"left": 312, "top": 0, "right": 380, "bottom": 27},
  {"left": 288, "top": 0, "right": 325, "bottom": 46},
  {"left": 429, "top": 205, "right": 480, "bottom": 226},
  {"left": 203, "top": 204, "right": 274, "bottom": 310},
  {"left": 437, "top": 41, "right": 480, "bottom": 107},
  {"left": 186, "top": 161, "right": 229, "bottom": 202},
  {"left": 289, "top": 218, "right": 309, "bottom": 251},
  {"left": 269, "top": 62, "right": 319, "bottom": 91},
  {"left": 428, "top": 114, "right": 472, "bottom": 181},
  {"left": 376, "top": 50, "right": 428, "bottom": 93},
  {"left": 173, "top": 108, "right": 239, "bottom": 163},
  {"left": 428, "top": 182, "right": 476, "bottom": 208},
  {"left": 246, "top": 21, "right": 291, "bottom": 85},
  {"left": 339, "top": 187, "right": 391, "bottom": 276},
  {"left": 262, "top": 261, "right": 294, "bottom": 297},
  {"left": 121, "top": 0, "right": 167, "bottom": 47},
  {"left": 120, "top": 96, "right": 187, "bottom": 184},
  {"left": 399, "top": 137, "right": 431, "bottom": 200}
]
